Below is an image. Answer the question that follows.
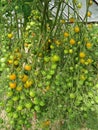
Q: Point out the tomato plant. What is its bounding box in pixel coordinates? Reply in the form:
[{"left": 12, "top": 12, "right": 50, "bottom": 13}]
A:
[{"left": 0, "top": 0, "right": 98, "bottom": 130}]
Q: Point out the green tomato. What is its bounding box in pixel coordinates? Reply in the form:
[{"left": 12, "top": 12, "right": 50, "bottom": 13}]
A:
[
  {"left": 77, "top": 3, "right": 82, "bottom": 8},
  {"left": 41, "top": 71, "right": 46, "bottom": 76},
  {"left": 39, "top": 101, "right": 45, "bottom": 106},
  {"left": 18, "top": 119, "right": 24, "bottom": 125},
  {"left": 46, "top": 75, "right": 52, "bottom": 80},
  {"left": 13, "top": 113, "right": 18, "bottom": 119},
  {"left": 49, "top": 70, "right": 55, "bottom": 75},
  {"left": 30, "top": 21, "right": 36, "bottom": 26},
  {"left": 34, "top": 105, "right": 40, "bottom": 112},
  {"left": 95, "top": 52, "right": 98, "bottom": 56},
  {"left": 95, "top": 83, "right": 98, "bottom": 88},
  {"left": 51, "top": 55, "right": 60, "bottom": 62},
  {"left": 12, "top": 96, "right": 19, "bottom": 101},
  {"left": 64, "top": 49, "right": 68, "bottom": 54},
  {"left": 44, "top": 57, "right": 50, "bottom": 62},
  {"left": 25, "top": 102, "right": 32, "bottom": 109},
  {"left": 0, "top": 57, "right": 6, "bottom": 63},
  {"left": 0, "top": 118, "right": 3, "bottom": 124},
  {"left": 51, "top": 64, "right": 57, "bottom": 69},
  {"left": 20, "top": 93, "right": 25, "bottom": 100},
  {"left": 70, "top": 93, "right": 75, "bottom": 99},
  {"left": 17, "top": 105, "right": 23, "bottom": 111},
  {"left": 9, "top": 120, "right": 15, "bottom": 125},
  {"left": 7, "top": 100, "right": 14, "bottom": 106},
  {"left": 33, "top": 97, "right": 39, "bottom": 105},
  {"left": 7, "top": 91, "right": 13, "bottom": 97},
  {"left": 1, "top": 63, "right": 6, "bottom": 68},
  {"left": 15, "top": 6, "right": 19, "bottom": 10},
  {"left": 29, "top": 90, "right": 36, "bottom": 97},
  {"left": 6, "top": 107, "right": 12, "bottom": 113}
]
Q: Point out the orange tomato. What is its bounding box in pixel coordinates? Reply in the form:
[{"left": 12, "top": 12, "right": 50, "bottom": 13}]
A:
[
  {"left": 9, "top": 74, "right": 16, "bottom": 80},
  {"left": 9, "top": 82, "right": 16, "bottom": 89},
  {"left": 24, "top": 65, "right": 32, "bottom": 71}
]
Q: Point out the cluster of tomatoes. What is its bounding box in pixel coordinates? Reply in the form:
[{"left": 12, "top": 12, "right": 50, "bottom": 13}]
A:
[{"left": 1, "top": 0, "right": 98, "bottom": 129}]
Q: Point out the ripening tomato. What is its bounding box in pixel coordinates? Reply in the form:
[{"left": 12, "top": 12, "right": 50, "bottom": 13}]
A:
[
  {"left": 16, "top": 85, "right": 22, "bottom": 91},
  {"left": 69, "top": 17, "right": 75, "bottom": 23},
  {"left": 51, "top": 55, "right": 60, "bottom": 62}
]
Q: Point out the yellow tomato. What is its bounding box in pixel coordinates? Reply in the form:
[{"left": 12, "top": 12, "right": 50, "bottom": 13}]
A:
[
  {"left": 22, "top": 75, "right": 28, "bottom": 82},
  {"left": 70, "top": 39, "right": 76, "bottom": 45},
  {"left": 8, "top": 33, "right": 13, "bottom": 39},
  {"left": 9, "top": 74, "right": 16, "bottom": 80},
  {"left": 79, "top": 52, "right": 86, "bottom": 58},
  {"left": 55, "top": 40, "right": 61, "bottom": 45},
  {"left": 87, "top": 58, "right": 92, "bottom": 64},
  {"left": 60, "top": 19, "right": 65, "bottom": 24},
  {"left": 9, "top": 82, "right": 16, "bottom": 89},
  {"left": 87, "top": 11, "right": 92, "bottom": 17},
  {"left": 24, "top": 80, "right": 33, "bottom": 88},
  {"left": 64, "top": 32, "right": 69, "bottom": 37},
  {"left": 89, "top": 0, "right": 93, "bottom": 5},
  {"left": 74, "top": 26, "right": 80, "bottom": 33},
  {"left": 43, "top": 120, "right": 50, "bottom": 126},
  {"left": 86, "top": 42, "right": 92, "bottom": 48},
  {"left": 80, "top": 59, "right": 85, "bottom": 64},
  {"left": 8, "top": 60, "right": 13, "bottom": 64}
]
